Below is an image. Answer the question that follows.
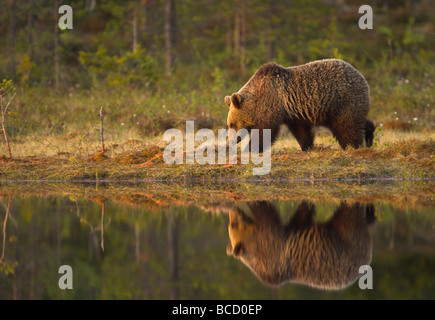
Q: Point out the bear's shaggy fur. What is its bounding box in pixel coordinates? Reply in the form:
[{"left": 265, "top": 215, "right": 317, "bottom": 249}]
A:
[
  {"left": 226, "top": 201, "right": 375, "bottom": 289},
  {"left": 225, "top": 59, "right": 375, "bottom": 150}
]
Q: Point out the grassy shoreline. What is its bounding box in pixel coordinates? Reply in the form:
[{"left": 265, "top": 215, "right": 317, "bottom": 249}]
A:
[{"left": 1, "top": 132, "right": 433, "bottom": 182}]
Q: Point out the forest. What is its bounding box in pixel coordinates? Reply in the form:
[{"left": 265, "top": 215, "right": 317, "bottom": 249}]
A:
[{"left": 0, "top": 0, "right": 434, "bottom": 180}]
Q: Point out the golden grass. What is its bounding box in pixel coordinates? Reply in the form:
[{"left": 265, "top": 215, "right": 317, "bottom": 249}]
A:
[
  {"left": 5, "top": 125, "right": 434, "bottom": 157},
  {"left": 6, "top": 127, "right": 163, "bottom": 158},
  {"left": 0, "top": 128, "right": 433, "bottom": 182}
]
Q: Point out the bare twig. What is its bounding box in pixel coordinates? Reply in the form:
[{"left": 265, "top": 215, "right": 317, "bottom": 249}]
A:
[
  {"left": 0, "top": 196, "right": 12, "bottom": 263},
  {"left": 0, "top": 87, "right": 14, "bottom": 96},
  {"left": 74, "top": 200, "right": 97, "bottom": 233},
  {"left": 3, "top": 92, "right": 16, "bottom": 113},
  {"left": 32, "top": 136, "right": 62, "bottom": 154},
  {"left": 74, "top": 199, "right": 109, "bottom": 253},
  {"left": 99, "top": 106, "right": 105, "bottom": 153},
  {"left": 70, "top": 125, "right": 97, "bottom": 149},
  {"left": 1, "top": 92, "right": 16, "bottom": 158},
  {"left": 100, "top": 201, "right": 105, "bottom": 252}
]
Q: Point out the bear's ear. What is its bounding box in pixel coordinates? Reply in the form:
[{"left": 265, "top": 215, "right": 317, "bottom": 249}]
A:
[
  {"left": 232, "top": 242, "right": 245, "bottom": 257},
  {"left": 225, "top": 96, "right": 231, "bottom": 107},
  {"left": 231, "top": 93, "right": 244, "bottom": 109},
  {"left": 226, "top": 243, "right": 233, "bottom": 256}
]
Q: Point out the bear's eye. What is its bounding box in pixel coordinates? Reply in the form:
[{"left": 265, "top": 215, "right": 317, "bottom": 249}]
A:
[
  {"left": 229, "top": 123, "right": 236, "bottom": 129},
  {"left": 233, "top": 242, "right": 244, "bottom": 257}
]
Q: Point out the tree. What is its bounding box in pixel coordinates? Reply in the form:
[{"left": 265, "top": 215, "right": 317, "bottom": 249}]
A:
[
  {"left": 140, "top": 0, "right": 150, "bottom": 48},
  {"left": 233, "top": 0, "right": 247, "bottom": 74},
  {"left": 132, "top": 10, "right": 138, "bottom": 51},
  {"left": 86, "top": 0, "right": 97, "bottom": 12},
  {"left": 9, "top": 0, "right": 17, "bottom": 81},
  {"left": 54, "top": 0, "right": 60, "bottom": 88},
  {"left": 27, "top": 0, "right": 34, "bottom": 60},
  {"left": 164, "top": 0, "right": 176, "bottom": 76}
]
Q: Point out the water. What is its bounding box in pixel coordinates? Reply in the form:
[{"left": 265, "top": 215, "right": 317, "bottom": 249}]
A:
[{"left": 0, "top": 183, "right": 434, "bottom": 300}]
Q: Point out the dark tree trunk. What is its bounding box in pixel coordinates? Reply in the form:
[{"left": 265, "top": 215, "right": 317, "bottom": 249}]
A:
[
  {"left": 234, "top": 0, "right": 246, "bottom": 74},
  {"left": 233, "top": 2, "right": 240, "bottom": 58},
  {"left": 54, "top": 0, "right": 60, "bottom": 88},
  {"left": 140, "top": 0, "right": 149, "bottom": 48},
  {"left": 87, "top": 0, "right": 97, "bottom": 12},
  {"left": 225, "top": 16, "right": 232, "bottom": 56},
  {"left": 267, "top": 1, "right": 276, "bottom": 60},
  {"left": 164, "top": 0, "right": 176, "bottom": 76},
  {"left": 27, "top": 0, "right": 34, "bottom": 60},
  {"left": 240, "top": 0, "right": 246, "bottom": 74},
  {"left": 132, "top": 10, "right": 138, "bottom": 50},
  {"left": 10, "top": 0, "right": 16, "bottom": 81}
]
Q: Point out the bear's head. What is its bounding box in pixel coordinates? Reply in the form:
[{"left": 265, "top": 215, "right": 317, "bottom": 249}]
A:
[
  {"left": 226, "top": 203, "right": 287, "bottom": 286},
  {"left": 224, "top": 65, "right": 286, "bottom": 150},
  {"left": 226, "top": 206, "right": 256, "bottom": 258},
  {"left": 224, "top": 93, "right": 255, "bottom": 134},
  {"left": 224, "top": 92, "right": 274, "bottom": 150},
  {"left": 224, "top": 62, "right": 288, "bottom": 135}
]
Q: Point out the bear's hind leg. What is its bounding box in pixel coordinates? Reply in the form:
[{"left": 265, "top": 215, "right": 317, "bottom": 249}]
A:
[
  {"left": 365, "top": 120, "right": 375, "bottom": 147},
  {"left": 286, "top": 122, "right": 314, "bottom": 151}
]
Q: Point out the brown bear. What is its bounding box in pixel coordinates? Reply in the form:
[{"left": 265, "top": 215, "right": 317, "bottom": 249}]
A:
[
  {"left": 225, "top": 59, "right": 375, "bottom": 151},
  {"left": 226, "top": 201, "right": 375, "bottom": 289}
]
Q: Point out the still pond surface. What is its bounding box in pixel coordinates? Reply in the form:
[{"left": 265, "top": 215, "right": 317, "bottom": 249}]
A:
[{"left": 0, "top": 189, "right": 434, "bottom": 299}]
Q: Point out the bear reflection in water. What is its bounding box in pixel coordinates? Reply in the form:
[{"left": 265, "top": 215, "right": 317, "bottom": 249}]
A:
[{"left": 226, "top": 201, "right": 375, "bottom": 290}]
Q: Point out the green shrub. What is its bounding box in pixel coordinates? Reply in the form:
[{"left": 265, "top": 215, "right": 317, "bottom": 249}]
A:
[{"left": 79, "top": 45, "right": 160, "bottom": 88}]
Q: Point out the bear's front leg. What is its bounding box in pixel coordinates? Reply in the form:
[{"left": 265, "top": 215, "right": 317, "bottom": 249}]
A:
[{"left": 285, "top": 121, "right": 314, "bottom": 151}]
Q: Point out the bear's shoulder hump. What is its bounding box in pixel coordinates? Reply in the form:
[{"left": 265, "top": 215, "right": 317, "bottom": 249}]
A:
[{"left": 255, "top": 62, "right": 286, "bottom": 78}]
